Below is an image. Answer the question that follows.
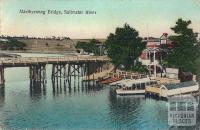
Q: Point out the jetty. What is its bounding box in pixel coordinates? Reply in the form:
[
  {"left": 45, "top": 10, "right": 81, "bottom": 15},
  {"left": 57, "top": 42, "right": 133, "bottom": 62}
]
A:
[{"left": 0, "top": 56, "right": 110, "bottom": 88}]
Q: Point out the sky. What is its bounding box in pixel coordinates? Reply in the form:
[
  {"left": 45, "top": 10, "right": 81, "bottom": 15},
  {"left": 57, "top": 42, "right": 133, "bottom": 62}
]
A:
[{"left": 1, "top": 0, "right": 200, "bottom": 39}]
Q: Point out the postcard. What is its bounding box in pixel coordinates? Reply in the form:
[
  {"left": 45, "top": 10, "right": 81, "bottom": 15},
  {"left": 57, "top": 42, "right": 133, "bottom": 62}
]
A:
[{"left": 0, "top": 0, "right": 200, "bottom": 130}]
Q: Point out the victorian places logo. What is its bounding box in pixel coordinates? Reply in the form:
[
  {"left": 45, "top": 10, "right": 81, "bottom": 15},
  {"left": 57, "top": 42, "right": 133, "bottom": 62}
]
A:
[{"left": 168, "top": 95, "right": 198, "bottom": 126}]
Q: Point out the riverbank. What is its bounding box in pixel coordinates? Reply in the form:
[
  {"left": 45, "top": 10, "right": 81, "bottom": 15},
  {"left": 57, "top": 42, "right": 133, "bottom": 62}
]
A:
[
  {"left": 0, "top": 52, "right": 199, "bottom": 130},
  {"left": 0, "top": 53, "right": 21, "bottom": 58},
  {"left": 0, "top": 38, "right": 106, "bottom": 53},
  {"left": 0, "top": 50, "right": 77, "bottom": 55}
]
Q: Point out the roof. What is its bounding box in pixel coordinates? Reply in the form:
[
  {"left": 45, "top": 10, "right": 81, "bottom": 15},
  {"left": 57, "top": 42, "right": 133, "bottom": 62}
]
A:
[
  {"left": 166, "top": 68, "right": 179, "bottom": 74},
  {"left": 110, "top": 79, "right": 131, "bottom": 85},
  {"left": 0, "top": 38, "right": 9, "bottom": 42},
  {"left": 155, "top": 77, "right": 180, "bottom": 84},
  {"left": 142, "top": 48, "right": 163, "bottom": 53},
  {"left": 165, "top": 81, "right": 197, "bottom": 90},
  {"left": 122, "top": 78, "right": 156, "bottom": 87},
  {"left": 181, "top": 71, "right": 193, "bottom": 76}
]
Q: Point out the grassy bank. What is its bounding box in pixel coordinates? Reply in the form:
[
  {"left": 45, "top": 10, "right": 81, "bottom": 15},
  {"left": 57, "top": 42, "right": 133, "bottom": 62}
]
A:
[{"left": 0, "top": 38, "right": 106, "bottom": 53}]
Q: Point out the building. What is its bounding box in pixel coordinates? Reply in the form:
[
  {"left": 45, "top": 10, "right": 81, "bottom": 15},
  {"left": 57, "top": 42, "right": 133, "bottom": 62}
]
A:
[
  {"left": 179, "top": 71, "right": 193, "bottom": 82},
  {"left": 165, "top": 68, "right": 179, "bottom": 79},
  {"left": 139, "top": 33, "right": 174, "bottom": 77},
  {"left": 145, "top": 81, "right": 199, "bottom": 98},
  {"left": 96, "top": 43, "right": 106, "bottom": 56},
  {"left": 195, "top": 32, "right": 200, "bottom": 43},
  {"left": 159, "top": 81, "right": 199, "bottom": 98},
  {"left": 0, "top": 38, "right": 9, "bottom": 43}
]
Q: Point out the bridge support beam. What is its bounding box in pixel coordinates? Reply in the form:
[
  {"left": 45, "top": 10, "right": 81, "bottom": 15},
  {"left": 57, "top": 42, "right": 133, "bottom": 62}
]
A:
[
  {"left": 51, "top": 63, "right": 88, "bottom": 89},
  {"left": 51, "top": 64, "right": 66, "bottom": 89},
  {"left": 0, "top": 66, "right": 5, "bottom": 87},
  {"left": 29, "top": 65, "right": 46, "bottom": 89}
]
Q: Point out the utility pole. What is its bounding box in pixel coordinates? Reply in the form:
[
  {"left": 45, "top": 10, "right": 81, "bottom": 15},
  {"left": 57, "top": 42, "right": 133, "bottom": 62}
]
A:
[{"left": 153, "top": 49, "right": 156, "bottom": 77}]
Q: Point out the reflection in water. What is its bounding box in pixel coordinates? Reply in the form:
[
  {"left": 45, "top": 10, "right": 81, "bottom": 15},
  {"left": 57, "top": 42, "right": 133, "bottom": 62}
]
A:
[
  {"left": 108, "top": 91, "right": 200, "bottom": 130},
  {"left": 0, "top": 87, "right": 5, "bottom": 107},
  {"left": 1, "top": 53, "right": 200, "bottom": 129},
  {"left": 52, "top": 79, "right": 104, "bottom": 96},
  {"left": 108, "top": 91, "right": 145, "bottom": 129},
  {"left": 30, "top": 80, "right": 46, "bottom": 98},
  {"left": 0, "top": 87, "right": 5, "bottom": 129}
]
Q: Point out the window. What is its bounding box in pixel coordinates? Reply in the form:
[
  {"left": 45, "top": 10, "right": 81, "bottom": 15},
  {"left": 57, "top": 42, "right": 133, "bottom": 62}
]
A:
[
  {"left": 170, "top": 102, "right": 176, "bottom": 111},
  {"left": 141, "top": 83, "right": 145, "bottom": 89},
  {"left": 187, "top": 102, "right": 194, "bottom": 111},
  {"left": 136, "top": 84, "right": 140, "bottom": 89},
  {"left": 177, "top": 102, "right": 186, "bottom": 111},
  {"left": 132, "top": 84, "right": 136, "bottom": 90}
]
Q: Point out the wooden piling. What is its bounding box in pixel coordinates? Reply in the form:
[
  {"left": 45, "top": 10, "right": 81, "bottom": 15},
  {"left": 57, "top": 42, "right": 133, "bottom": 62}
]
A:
[
  {"left": 29, "top": 64, "right": 46, "bottom": 89},
  {"left": 0, "top": 66, "right": 5, "bottom": 87}
]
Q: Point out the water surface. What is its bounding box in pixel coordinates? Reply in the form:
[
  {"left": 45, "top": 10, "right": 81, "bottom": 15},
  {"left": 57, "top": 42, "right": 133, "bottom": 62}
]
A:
[{"left": 0, "top": 53, "right": 200, "bottom": 130}]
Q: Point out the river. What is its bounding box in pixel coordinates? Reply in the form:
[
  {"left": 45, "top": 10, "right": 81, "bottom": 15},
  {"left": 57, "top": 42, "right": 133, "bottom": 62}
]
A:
[{"left": 0, "top": 53, "right": 199, "bottom": 130}]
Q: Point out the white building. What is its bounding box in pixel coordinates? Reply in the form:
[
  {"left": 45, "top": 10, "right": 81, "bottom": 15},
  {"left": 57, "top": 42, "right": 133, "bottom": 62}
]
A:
[
  {"left": 0, "top": 38, "right": 9, "bottom": 42},
  {"left": 165, "top": 68, "right": 179, "bottom": 79},
  {"left": 160, "top": 81, "right": 199, "bottom": 98},
  {"left": 197, "top": 33, "right": 200, "bottom": 43}
]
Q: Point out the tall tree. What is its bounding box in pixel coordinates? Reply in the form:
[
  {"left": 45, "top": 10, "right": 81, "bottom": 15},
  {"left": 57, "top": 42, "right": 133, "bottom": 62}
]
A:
[
  {"left": 105, "top": 24, "right": 145, "bottom": 70},
  {"left": 165, "top": 18, "right": 200, "bottom": 73}
]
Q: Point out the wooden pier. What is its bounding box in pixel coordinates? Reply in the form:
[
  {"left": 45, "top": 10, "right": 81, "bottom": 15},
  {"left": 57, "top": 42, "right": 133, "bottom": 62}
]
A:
[{"left": 0, "top": 56, "right": 110, "bottom": 88}]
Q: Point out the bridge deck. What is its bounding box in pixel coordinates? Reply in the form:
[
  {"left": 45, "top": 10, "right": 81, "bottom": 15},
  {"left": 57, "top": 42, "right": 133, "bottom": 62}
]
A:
[{"left": 0, "top": 56, "right": 110, "bottom": 67}]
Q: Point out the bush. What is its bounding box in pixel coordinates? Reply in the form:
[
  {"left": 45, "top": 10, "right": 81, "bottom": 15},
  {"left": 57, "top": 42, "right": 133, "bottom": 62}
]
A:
[
  {"left": 131, "top": 62, "right": 149, "bottom": 74},
  {"left": 0, "top": 39, "right": 26, "bottom": 50}
]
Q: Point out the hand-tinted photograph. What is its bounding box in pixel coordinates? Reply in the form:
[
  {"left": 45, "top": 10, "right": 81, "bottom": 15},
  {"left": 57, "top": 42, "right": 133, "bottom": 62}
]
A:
[{"left": 0, "top": 0, "right": 200, "bottom": 130}]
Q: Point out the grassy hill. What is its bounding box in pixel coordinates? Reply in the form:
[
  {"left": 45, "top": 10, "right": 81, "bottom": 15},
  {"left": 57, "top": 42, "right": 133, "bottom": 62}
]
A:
[{"left": 1, "top": 38, "right": 106, "bottom": 53}]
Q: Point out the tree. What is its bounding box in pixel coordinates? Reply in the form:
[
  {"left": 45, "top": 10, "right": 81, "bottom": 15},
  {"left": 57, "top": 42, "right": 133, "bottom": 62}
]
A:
[
  {"left": 0, "top": 39, "right": 26, "bottom": 50},
  {"left": 164, "top": 18, "right": 200, "bottom": 73},
  {"left": 75, "top": 41, "right": 89, "bottom": 52},
  {"left": 87, "top": 39, "right": 98, "bottom": 55},
  {"left": 131, "top": 62, "right": 149, "bottom": 74},
  {"left": 75, "top": 39, "right": 99, "bottom": 55},
  {"left": 105, "top": 24, "right": 146, "bottom": 70}
]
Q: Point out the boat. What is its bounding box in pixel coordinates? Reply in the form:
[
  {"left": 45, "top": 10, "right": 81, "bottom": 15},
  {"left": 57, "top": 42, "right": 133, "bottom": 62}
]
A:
[
  {"left": 115, "top": 77, "right": 158, "bottom": 95},
  {"left": 145, "top": 81, "right": 199, "bottom": 98},
  {"left": 100, "top": 76, "right": 123, "bottom": 84},
  {"left": 109, "top": 78, "right": 132, "bottom": 86}
]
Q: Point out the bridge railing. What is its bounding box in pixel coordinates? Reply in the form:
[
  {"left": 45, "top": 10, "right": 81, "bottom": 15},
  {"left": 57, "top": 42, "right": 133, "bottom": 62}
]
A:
[{"left": 0, "top": 56, "right": 110, "bottom": 65}]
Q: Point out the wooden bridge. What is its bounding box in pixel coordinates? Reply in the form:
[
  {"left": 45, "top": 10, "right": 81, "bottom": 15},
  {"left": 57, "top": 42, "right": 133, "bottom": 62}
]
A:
[{"left": 0, "top": 56, "right": 110, "bottom": 88}]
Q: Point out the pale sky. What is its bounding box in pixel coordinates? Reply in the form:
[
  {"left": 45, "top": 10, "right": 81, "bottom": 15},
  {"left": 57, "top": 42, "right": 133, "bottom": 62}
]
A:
[{"left": 1, "top": 0, "right": 200, "bottom": 39}]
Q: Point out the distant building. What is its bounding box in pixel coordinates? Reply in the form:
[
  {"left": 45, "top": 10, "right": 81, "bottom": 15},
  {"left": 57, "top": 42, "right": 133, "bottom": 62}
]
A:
[
  {"left": 96, "top": 42, "right": 106, "bottom": 56},
  {"left": 0, "top": 38, "right": 9, "bottom": 43},
  {"left": 195, "top": 33, "right": 200, "bottom": 43}
]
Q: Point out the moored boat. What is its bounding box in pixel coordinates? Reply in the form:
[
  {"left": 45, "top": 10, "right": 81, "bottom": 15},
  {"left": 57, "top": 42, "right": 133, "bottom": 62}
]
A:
[{"left": 115, "top": 77, "right": 158, "bottom": 95}]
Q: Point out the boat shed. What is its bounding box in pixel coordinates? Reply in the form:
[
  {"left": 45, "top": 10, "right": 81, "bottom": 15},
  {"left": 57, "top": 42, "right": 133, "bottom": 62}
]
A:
[
  {"left": 164, "top": 81, "right": 196, "bottom": 90},
  {"left": 160, "top": 81, "right": 199, "bottom": 97}
]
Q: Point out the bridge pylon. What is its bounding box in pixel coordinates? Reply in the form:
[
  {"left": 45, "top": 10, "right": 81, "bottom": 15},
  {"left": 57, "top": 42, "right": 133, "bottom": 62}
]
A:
[
  {"left": 51, "top": 63, "right": 88, "bottom": 89},
  {"left": 0, "top": 66, "right": 5, "bottom": 88},
  {"left": 29, "top": 64, "right": 46, "bottom": 89}
]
